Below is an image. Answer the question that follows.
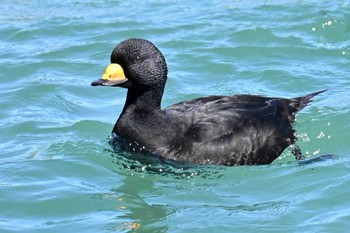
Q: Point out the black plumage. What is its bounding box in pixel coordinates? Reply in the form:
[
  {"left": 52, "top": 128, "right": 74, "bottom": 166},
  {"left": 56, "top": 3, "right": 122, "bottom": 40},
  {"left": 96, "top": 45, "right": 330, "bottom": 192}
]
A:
[{"left": 92, "top": 38, "right": 325, "bottom": 166}]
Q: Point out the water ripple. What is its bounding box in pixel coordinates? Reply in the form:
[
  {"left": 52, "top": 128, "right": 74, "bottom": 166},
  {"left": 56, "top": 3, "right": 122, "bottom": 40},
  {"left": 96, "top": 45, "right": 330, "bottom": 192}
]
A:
[{"left": 1, "top": 1, "right": 349, "bottom": 232}]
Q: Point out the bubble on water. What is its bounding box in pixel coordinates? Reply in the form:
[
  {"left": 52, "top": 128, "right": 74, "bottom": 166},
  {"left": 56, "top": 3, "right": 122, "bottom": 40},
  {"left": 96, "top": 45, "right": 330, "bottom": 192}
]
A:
[
  {"left": 313, "top": 149, "right": 320, "bottom": 155},
  {"left": 316, "top": 131, "right": 325, "bottom": 139}
]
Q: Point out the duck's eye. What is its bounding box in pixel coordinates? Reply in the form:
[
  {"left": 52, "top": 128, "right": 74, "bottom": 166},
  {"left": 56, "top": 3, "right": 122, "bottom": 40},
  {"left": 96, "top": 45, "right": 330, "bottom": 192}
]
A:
[{"left": 135, "top": 56, "right": 141, "bottom": 62}]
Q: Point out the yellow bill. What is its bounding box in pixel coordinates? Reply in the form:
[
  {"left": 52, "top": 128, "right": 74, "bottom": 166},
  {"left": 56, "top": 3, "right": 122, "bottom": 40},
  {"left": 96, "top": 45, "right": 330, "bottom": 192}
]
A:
[{"left": 91, "top": 63, "right": 128, "bottom": 86}]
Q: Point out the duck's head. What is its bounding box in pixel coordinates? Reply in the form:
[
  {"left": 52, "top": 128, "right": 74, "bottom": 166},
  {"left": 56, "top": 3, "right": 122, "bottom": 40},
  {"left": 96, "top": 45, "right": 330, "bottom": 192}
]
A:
[{"left": 91, "top": 38, "right": 168, "bottom": 90}]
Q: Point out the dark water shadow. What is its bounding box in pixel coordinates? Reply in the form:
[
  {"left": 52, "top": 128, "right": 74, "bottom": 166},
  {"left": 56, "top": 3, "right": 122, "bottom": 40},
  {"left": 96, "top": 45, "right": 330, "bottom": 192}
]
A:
[
  {"left": 106, "top": 135, "right": 234, "bottom": 180},
  {"left": 106, "top": 134, "right": 340, "bottom": 180},
  {"left": 297, "top": 154, "right": 338, "bottom": 165},
  {"left": 106, "top": 146, "right": 231, "bottom": 181}
]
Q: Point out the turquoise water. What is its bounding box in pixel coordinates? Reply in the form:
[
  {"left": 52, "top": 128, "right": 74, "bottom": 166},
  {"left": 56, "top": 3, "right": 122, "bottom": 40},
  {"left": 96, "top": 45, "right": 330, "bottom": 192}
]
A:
[{"left": 1, "top": 0, "right": 350, "bottom": 232}]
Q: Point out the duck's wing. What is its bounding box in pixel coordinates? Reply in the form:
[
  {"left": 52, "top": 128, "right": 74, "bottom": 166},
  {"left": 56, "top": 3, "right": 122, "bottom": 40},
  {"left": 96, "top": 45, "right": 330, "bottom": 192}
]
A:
[{"left": 164, "top": 95, "right": 300, "bottom": 165}]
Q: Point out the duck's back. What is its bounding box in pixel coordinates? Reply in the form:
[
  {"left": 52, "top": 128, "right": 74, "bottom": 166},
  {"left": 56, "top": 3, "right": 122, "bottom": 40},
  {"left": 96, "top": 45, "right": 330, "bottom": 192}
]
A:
[{"left": 161, "top": 94, "right": 299, "bottom": 165}]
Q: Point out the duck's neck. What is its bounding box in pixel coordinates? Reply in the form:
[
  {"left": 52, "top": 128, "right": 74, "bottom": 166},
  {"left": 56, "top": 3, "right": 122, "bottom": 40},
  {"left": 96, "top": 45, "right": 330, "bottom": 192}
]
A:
[
  {"left": 122, "top": 85, "right": 164, "bottom": 113},
  {"left": 112, "top": 85, "right": 164, "bottom": 137}
]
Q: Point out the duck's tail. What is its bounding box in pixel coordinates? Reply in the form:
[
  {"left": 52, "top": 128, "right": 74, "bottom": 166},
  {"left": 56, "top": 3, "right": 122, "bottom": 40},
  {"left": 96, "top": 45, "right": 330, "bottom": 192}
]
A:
[{"left": 293, "top": 89, "right": 327, "bottom": 112}]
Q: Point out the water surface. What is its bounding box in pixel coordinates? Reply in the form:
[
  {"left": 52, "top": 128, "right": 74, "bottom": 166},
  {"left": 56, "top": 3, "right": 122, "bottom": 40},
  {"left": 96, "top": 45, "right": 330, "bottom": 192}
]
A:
[{"left": 1, "top": 1, "right": 350, "bottom": 232}]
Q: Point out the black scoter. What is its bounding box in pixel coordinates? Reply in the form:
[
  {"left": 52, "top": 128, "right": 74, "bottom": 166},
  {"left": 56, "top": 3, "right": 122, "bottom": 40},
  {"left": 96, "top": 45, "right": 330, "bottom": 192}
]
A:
[{"left": 91, "top": 38, "right": 326, "bottom": 166}]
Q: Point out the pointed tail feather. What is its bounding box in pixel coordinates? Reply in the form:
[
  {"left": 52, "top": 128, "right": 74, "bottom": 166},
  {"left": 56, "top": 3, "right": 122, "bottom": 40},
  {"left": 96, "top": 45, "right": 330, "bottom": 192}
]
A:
[{"left": 294, "top": 89, "right": 327, "bottom": 112}]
